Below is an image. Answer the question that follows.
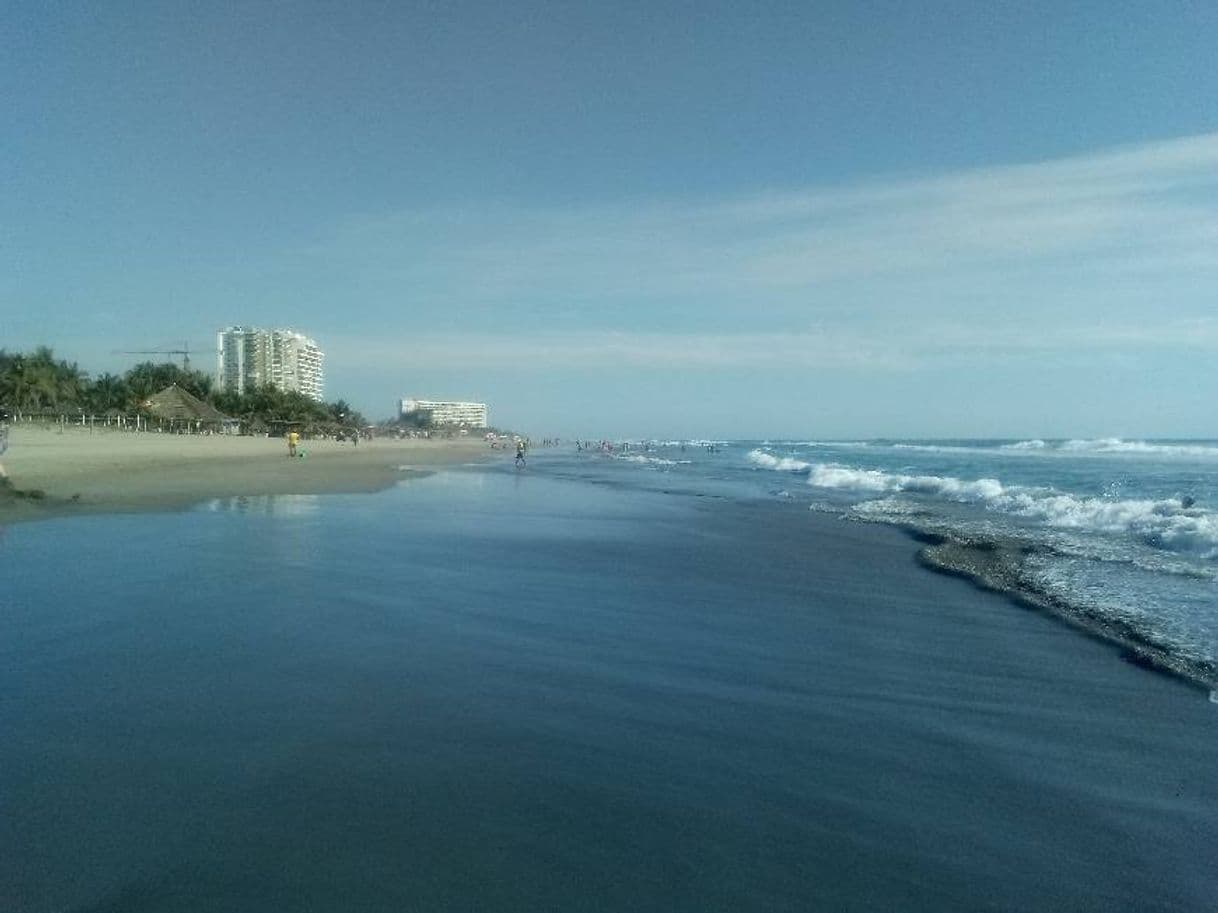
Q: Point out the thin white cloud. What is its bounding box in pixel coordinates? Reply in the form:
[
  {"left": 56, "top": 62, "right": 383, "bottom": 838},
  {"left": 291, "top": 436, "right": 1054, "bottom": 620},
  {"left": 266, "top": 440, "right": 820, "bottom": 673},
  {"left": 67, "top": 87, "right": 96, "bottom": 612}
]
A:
[
  {"left": 305, "top": 131, "right": 1218, "bottom": 360},
  {"left": 325, "top": 315, "right": 1218, "bottom": 373}
]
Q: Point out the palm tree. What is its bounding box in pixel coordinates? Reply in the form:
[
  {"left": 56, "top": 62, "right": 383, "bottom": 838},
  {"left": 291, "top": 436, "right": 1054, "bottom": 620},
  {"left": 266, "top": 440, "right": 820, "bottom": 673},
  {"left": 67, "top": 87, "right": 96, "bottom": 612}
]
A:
[
  {"left": 123, "top": 361, "right": 213, "bottom": 402},
  {"left": 329, "top": 399, "right": 353, "bottom": 422},
  {"left": 3, "top": 351, "right": 59, "bottom": 412},
  {"left": 55, "top": 358, "right": 88, "bottom": 409},
  {"left": 0, "top": 349, "right": 15, "bottom": 406},
  {"left": 125, "top": 362, "right": 179, "bottom": 402},
  {"left": 86, "top": 373, "right": 131, "bottom": 413}
]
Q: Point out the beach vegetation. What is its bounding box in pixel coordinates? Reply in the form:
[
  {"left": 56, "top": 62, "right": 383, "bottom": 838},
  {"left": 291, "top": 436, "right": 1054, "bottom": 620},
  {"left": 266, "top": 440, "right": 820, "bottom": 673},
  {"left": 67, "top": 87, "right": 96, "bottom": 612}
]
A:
[
  {"left": 396, "top": 408, "right": 434, "bottom": 429},
  {"left": 84, "top": 373, "right": 132, "bottom": 414},
  {"left": 124, "top": 361, "right": 214, "bottom": 403},
  {"left": 0, "top": 347, "right": 369, "bottom": 436},
  {"left": 0, "top": 347, "right": 89, "bottom": 412}
]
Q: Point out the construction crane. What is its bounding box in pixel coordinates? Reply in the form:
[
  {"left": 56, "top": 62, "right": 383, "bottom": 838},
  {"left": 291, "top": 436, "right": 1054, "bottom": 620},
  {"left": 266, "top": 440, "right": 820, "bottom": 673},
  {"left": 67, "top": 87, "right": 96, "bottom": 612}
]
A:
[{"left": 115, "top": 341, "right": 216, "bottom": 372}]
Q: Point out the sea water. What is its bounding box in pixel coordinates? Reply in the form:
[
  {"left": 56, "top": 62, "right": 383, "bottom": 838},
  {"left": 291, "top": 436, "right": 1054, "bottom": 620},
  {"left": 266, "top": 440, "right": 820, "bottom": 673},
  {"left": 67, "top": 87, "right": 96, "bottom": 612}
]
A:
[
  {"left": 565, "top": 438, "right": 1218, "bottom": 686},
  {"left": 2, "top": 448, "right": 1217, "bottom": 911}
]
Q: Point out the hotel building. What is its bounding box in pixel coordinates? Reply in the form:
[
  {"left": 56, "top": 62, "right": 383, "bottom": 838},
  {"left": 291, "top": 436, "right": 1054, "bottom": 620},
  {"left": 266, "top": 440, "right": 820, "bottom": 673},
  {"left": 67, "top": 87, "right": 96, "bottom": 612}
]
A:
[
  {"left": 216, "top": 327, "right": 325, "bottom": 401},
  {"left": 400, "top": 398, "right": 489, "bottom": 427}
]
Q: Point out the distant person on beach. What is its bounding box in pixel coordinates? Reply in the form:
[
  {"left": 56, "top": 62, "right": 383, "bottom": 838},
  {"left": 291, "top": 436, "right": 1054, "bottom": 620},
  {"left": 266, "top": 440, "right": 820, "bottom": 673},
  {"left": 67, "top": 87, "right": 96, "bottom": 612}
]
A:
[
  {"left": 515, "top": 440, "right": 526, "bottom": 468},
  {"left": 287, "top": 430, "right": 299, "bottom": 458}
]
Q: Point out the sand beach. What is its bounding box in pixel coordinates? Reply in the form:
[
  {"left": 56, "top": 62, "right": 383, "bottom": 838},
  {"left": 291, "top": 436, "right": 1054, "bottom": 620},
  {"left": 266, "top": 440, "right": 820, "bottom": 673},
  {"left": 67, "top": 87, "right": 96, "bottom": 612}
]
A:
[{"left": 0, "top": 425, "right": 488, "bottom": 524}]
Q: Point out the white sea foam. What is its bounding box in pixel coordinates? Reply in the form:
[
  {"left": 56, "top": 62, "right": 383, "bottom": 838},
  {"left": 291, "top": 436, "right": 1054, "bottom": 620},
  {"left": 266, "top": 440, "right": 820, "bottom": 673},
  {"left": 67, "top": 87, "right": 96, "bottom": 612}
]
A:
[
  {"left": 889, "top": 443, "right": 989, "bottom": 454},
  {"left": 1002, "top": 438, "right": 1218, "bottom": 458},
  {"left": 790, "top": 440, "right": 871, "bottom": 448},
  {"left": 751, "top": 452, "right": 1218, "bottom": 556},
  {"left": 1062, "top": 438, "right": 1218, "bottom": 457},
  {"left": 1001, "top": 492, "right": 1218, "bottom": 554},
  {"left": 747, "top": 450, "right": 812, "bottom": 472},
  {"left": 1002, "top": 439, "right": 1048, "bottom": 450},
  {"left": 852, "top": 497, "right": 926, "bottom": 518},
  {"left": 618, "top": 454, "right": 689, "bottom": 466},
  {"left": 807, "top": 464, "right": 1007, "bottom": 500}
]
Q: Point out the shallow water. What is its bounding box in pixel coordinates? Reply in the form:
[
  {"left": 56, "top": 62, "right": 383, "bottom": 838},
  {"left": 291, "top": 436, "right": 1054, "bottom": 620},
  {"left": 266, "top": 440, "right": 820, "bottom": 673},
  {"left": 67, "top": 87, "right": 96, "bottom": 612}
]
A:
[
  {"left": 564, "top": 439, "right": 1218, "bottom": 683},
  {"left": 2, "top": 463, "right": 1216, "bottom": 911}
]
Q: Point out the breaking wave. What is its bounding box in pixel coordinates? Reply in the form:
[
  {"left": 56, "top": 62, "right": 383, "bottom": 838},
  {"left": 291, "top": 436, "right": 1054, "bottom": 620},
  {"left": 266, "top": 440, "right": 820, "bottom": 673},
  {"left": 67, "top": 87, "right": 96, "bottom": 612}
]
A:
[
  {"left": 748, "top": 451, "right": 1218, "bottom": 557},
  {"left": 744, "top": 446, "right": 1217, "bottom": 689},
  {"left": 747, "top": 450, "right": 812, "bottom": 472},
  {"left": 1003, "top": 438, "right": 1218, "bottom": 458},
  {"left": 791, "top": 440, "right": 871, "bottom": 448},
  {"left": 807, "top": 465, "right": 1008, "bottom": 500},
  {"left": 890, "top": 443, "right": 992, "bottom": 454},
  {"left": 617, "top": 454, "right": 689, "bottom": 467}
]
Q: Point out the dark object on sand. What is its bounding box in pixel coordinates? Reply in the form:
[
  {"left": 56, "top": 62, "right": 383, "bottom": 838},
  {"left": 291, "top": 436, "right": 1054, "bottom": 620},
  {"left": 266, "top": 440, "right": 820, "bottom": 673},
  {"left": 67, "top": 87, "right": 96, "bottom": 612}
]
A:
[{"left": 0, "top": 478, "right": 47, "bottom": 501}]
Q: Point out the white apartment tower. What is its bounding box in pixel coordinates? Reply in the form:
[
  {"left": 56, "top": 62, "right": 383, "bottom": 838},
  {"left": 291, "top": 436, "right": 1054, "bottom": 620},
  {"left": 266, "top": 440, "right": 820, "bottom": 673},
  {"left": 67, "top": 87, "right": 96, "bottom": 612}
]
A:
[{"left": 216, "top": 327, "right": 325, "bottom": 401}]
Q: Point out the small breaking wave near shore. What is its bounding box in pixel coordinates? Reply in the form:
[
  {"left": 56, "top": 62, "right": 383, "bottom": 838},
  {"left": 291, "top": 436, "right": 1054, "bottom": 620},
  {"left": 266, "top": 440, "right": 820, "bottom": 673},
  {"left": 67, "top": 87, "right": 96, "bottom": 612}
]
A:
[
  {"left": 616, "top": 454, "right": 691, "bottom": 467},
  {"left": 912, "top": 530, "right": 1218, "bottom": 691},
  {"left": 746, "top": 451, "right": 813, "bottom": 473},
  {"left": 748, "top": 449, "right": 1218, "bottom": 556},
  {"left": 762, "top": 438, "right": 1218, "bottom": 459},
  {"left": 552, "top": 441, "right": 1216, "bottom": 690},
  {"left": 746, "top": 444, "right": 1218, "bottom": 690}
]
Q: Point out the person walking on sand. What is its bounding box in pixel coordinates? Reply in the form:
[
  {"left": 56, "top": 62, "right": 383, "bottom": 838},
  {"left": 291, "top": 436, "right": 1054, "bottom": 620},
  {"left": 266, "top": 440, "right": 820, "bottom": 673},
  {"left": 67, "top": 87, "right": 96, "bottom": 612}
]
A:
[
  {"left": 287, "top": 430, "right": 299, "bottom": 458},
  {"left": 515, "top": 439, "right": 527, "bottom": 468}
]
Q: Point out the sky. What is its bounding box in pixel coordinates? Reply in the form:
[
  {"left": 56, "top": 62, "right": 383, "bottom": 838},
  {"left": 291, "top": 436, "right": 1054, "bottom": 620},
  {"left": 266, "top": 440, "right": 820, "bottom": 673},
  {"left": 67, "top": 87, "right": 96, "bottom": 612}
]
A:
[{"left": 3, "top": 0, "right": 1218, "bottom": 438}]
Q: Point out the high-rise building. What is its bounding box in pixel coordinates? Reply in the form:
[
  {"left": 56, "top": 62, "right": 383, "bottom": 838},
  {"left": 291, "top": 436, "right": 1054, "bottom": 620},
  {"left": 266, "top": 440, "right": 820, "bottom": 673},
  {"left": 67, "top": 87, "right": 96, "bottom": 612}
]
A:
[
  {"left": 399, "top": 398, "right": 489, "bottom": 427},
  {"left": 216, "top": 327, "right": 325, "bottom": 401}
]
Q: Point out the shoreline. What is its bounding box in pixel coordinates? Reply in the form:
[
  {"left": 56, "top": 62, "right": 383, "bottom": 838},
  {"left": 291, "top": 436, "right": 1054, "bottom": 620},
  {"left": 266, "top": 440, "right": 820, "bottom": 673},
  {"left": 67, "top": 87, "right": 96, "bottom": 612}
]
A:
[
  {"left": 4, "top": 445, "right": 1217, "bottom": 909},
  {"left": 899, "top": 523, "right": 1218, "bottom": 694},
  {"left": 0, "top": 426, "right": 491, "bottom": 526}
]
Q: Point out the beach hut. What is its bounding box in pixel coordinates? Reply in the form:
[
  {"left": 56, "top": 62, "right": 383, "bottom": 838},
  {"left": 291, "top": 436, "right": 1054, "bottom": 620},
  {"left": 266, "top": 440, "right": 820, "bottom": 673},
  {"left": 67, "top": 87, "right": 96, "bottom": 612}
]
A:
[{"left": 141, "top": 384, "right": 238, "bottom": 433}]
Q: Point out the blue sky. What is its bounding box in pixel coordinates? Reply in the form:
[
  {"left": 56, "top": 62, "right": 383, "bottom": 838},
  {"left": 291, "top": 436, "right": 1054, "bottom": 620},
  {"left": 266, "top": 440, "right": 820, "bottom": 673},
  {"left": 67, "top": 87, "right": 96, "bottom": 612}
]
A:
[{"left": 4, "top": 1, "right": 1217, "bottom": 437}]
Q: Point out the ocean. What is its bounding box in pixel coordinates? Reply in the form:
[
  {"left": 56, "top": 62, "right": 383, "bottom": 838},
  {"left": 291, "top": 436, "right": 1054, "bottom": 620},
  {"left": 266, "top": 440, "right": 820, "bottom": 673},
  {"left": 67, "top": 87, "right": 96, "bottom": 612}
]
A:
[
  {"left": 2, "top": 442, "right": 1216, "bottom": 911},
  {"left": 572, "top": 438, "right": 1218, "bottom": 689}
]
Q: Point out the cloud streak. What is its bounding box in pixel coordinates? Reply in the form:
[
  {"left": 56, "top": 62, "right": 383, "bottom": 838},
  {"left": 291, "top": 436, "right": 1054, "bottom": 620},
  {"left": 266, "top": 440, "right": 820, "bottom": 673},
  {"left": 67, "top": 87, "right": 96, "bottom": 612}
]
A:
[
  {"left": 325, "top": 315, "right": 1218, "bottom": 373},
  {"left": 306, "top": 131, "right": 1218, "bottom": 369}
]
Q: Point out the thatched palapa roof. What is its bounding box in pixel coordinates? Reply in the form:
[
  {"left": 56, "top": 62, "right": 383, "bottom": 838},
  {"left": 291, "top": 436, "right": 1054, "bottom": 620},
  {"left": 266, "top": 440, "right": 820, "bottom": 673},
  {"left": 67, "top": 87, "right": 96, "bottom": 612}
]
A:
[{"left": 142, "top": 384, "right": 232, "bottom": 425}]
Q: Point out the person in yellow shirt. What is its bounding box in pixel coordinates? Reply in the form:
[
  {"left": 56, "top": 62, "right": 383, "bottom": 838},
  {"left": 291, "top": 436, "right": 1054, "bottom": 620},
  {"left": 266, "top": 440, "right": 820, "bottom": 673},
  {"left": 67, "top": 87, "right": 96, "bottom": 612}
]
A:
[{"left": 287, "top": 430, "right": 299, "bottom": 458}]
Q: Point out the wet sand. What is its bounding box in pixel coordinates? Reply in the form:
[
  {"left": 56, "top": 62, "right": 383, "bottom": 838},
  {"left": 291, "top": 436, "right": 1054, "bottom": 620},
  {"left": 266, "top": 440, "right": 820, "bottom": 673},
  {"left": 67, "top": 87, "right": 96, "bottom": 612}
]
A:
[
  {"left": 1, "top": 470, "right": 1215, "bottom": 911},
  {"left": 0, "top": 426, "right": 489, "bottom": 524}
]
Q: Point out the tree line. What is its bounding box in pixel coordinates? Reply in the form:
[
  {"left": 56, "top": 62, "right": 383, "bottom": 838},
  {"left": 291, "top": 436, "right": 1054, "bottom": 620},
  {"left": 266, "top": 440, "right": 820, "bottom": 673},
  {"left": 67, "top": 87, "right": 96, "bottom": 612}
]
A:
[{"left": 0, "top": 346, "right": 366, "bottom": 433}]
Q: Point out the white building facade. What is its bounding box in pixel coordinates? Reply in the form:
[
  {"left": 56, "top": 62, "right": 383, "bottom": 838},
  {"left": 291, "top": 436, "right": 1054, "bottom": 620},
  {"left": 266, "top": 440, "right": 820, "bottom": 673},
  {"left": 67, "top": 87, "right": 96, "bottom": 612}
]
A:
[
  {"left": 216, "top": 327, "right": 325, "bottom": 401},
  {"left": 400, "top": 398, "right": 488, "bottom": 427}
]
